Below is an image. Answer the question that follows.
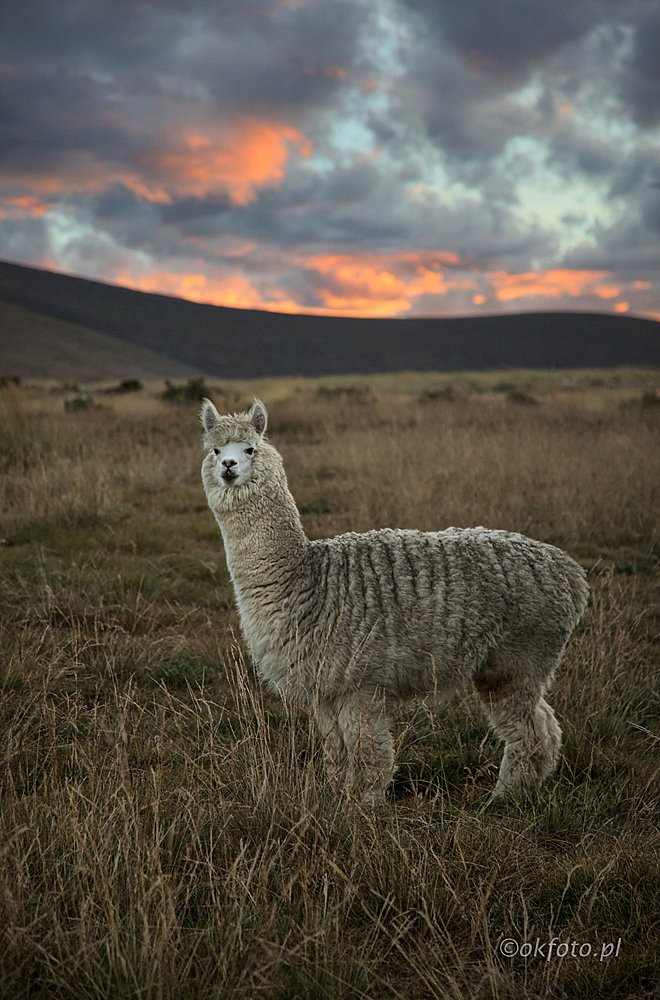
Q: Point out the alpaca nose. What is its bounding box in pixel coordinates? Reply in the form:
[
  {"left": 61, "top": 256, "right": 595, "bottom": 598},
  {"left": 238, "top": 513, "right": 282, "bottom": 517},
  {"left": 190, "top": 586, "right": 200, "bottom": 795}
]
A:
[{"left": 222, "top": 458, "right": 237, "bottom": 469}]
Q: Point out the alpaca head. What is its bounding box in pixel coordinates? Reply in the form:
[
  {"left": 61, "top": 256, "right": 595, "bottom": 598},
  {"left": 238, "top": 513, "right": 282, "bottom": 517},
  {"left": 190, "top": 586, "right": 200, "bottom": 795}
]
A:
[{"left": 200, "top": 398, "right": 268, "bottom": 490}]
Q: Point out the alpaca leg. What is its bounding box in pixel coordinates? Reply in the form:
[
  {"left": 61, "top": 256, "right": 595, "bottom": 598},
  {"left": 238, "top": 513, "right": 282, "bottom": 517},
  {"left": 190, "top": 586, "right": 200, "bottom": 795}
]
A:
[
  {"left": 337, "top": 695, "right": 395, "bottom": 805},
  {"left": 475, "top": 651, "right": 563, "bottom": 800},
  {"left": 316, "top": 705, "right": 349, "bottom": 792},
  {"left": 489, "top": 696, "right": 562, "bottom": 800}
]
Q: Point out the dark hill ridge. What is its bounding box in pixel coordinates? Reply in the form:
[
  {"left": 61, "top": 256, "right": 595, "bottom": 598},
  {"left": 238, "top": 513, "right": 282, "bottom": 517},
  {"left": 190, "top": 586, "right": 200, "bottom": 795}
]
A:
[{"left": 0, "top": 258, "right": 658, "bottom": 378}]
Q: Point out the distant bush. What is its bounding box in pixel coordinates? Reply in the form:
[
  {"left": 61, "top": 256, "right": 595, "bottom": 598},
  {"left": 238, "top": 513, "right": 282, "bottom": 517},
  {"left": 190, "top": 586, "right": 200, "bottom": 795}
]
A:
[
  {"left": 64, "top": 393, "right": 98, "bottom": 412},
  {"left": 105, "top": 379, "right": 143, "bottom": 394},
  {"left": 641, "top": 389, "right": 660, "bottom": 408},
  {"left": 0, "top": 376, "right": 21, "bottom": 388},
  {"left": 162, "top": 378, "right": 209, "bottom": 403},
  {"left": 507, "top": 389, "right": 538, "bottom": 405},
  {"left": 619, "top": 389, "right": 660, "bottom": 413},
  {"left": 420, "top": 385, "right": 464, "bottom": 402},
  {"left": 316, "top": 384, "right": 371, "bottom": 400}
]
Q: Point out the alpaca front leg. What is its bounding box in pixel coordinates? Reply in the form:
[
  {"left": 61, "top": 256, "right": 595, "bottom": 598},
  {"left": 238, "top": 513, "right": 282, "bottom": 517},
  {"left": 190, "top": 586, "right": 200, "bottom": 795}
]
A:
[{"left": 338, "top": 696, "right": 395, "bottom": 805}]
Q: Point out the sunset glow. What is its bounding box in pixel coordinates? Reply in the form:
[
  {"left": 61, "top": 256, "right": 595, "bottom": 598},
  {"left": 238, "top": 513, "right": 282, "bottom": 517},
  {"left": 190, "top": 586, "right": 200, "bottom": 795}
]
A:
[
  {"left": 300, "top": 252, "right": 470, "bottom": 316},
  {"left": 144, "top": 122, "right": 312, "bottom": 205},
  {"left": 0, "top": 196, "right": 54, "bottom": 219},
  {"left": 1, "top": 0, "right": 659, "bottom": 322},
  {"left": 99, "top": 258, "right": 652, "bottom": 320},
  {"left": 490, "top": 271, "right": 610, "bottom": 302}
]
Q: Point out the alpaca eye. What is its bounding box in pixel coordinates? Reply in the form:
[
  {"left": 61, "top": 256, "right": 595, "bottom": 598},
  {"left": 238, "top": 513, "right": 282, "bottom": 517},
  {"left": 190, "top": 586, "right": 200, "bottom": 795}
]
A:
[
  {"left": 245, "top": 447, "right": 254, "bottom": 456},
  {"left": 213, "top": 448, "right": 220, "bottom": 456}
]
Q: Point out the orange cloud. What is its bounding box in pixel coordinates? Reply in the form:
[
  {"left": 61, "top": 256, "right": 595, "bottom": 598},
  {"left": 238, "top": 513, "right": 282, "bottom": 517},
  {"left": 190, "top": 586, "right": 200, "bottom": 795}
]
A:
[
  {"left": 0, "top": 119, "right": 310, "bottom": 208},
  {"left": 0, "top": 195, "right": 55, "bottom": 219},
  {"left": 490, "top": 269, "right": 610, "bottom": 302},
  {"left": 107, "top": 249, "right": 471, "bottom": 318},
  {"left": 0, "top": 161, "right": 172, "bottom": 203},
  {"left": 113, "top": 268, "right": 304, "bottom": 314},
  {"left": 302, "top": 250, "right": 470, "bottom": 317},
  {"left": 116, "top": 269, "right": 261, "bottom": 309},
  {"left": 593, "top": 285, "right": 620, "bottom": 299},
  {"left": 97, "top": 258, "right": 660, "bottom": 320},
  {"left": 144, "top": 120, "right": 312, "bottom": 205}
]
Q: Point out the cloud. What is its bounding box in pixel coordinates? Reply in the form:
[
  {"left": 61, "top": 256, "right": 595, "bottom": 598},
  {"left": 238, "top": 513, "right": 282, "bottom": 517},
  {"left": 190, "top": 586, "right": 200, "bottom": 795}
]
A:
[
  {"left": 142, "top": 121, "right": 312, "bottom": 205},
  {"left": 299, "top": 249, "right": 469, "bottom": 315},
  {"left": 618, "top": 9, "right": 660, "bottom": 127},
  {"left": 115, "top": 268, "right": 273, "bottom": 311},
  {"left": 0, "top": 0, "right": 659, "bottom": 321},
  {"left": 489, "top": 269, "right": 610, "bottom": 302},
  {"left": 400, "top": 0, "right": 600, "bottom": 77},
  {"left": 0, "top": 195, "right": 54, "bottom": 219}
]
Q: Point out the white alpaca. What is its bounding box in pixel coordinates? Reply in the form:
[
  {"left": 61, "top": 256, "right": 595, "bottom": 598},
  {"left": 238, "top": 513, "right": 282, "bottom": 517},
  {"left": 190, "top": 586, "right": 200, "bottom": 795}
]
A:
[{"left": 201, "top": 398, "right": 588, "bottom": 804}]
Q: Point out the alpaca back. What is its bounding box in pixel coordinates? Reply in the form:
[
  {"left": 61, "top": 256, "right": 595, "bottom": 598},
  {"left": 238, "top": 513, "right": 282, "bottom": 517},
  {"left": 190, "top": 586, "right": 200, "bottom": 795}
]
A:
[{"left": 249, "top": 526, "right": 587, "bottom": 706}]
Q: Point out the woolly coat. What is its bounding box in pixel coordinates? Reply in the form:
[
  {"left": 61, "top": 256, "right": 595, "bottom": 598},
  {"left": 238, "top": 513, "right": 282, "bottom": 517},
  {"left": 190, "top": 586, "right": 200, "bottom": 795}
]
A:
[{"left": 202, "top": 435, "right": 589, "bottom": 713}]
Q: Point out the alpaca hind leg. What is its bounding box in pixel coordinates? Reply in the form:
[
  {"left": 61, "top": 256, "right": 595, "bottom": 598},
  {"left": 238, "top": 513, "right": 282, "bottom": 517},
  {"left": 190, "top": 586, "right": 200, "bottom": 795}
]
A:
[
  {"left": 316, "top": 705, "right": 349, "bottom": 792},
  {"left": 337, "top": 695, "right": 395, "bottom": 805},
  {"left": 536, "top": 696, "right": 562, "bottom": 771},
  {"left": 475, "top": 651, "right": 563, "bottom": 800},
  {"left": 490, "top": 697, "right": 562, "bottom": 800}
]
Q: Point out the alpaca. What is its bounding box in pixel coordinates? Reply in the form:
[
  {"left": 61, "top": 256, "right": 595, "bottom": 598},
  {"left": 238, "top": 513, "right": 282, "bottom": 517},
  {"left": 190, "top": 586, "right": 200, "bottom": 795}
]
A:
[{"left": 201, "top": 398, "right": 588, "bottom": 805}]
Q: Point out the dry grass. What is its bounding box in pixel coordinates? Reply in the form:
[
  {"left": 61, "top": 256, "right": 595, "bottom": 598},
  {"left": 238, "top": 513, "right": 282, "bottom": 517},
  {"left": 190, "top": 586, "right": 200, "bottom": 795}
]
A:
[{"left": 1, "top": 374, "right": 659, "bottom": 999}]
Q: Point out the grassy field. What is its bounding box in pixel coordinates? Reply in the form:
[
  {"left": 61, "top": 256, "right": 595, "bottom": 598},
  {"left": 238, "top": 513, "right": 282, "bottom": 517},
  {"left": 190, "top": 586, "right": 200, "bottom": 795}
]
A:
[{"left": 1, "top": 370, "right": 659, "bottom": 999}]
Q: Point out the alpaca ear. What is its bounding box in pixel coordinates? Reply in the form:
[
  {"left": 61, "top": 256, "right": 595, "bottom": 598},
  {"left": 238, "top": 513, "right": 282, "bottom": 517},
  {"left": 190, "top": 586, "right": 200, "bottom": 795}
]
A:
[
  {"left": 200, "top": 397, "right": 221, "bottom": 433},
  {"left": 249, "top": 399, "right": 268, "bottom": 437}
]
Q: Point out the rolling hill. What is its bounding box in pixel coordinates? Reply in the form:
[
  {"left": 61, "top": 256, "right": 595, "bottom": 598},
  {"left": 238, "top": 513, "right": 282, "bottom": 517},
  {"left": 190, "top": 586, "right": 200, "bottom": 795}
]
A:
[
  {"left": 1, "top": 259, "right": 658, "bottom": 380},
  {"left": 0, "top": 299, "right": 202, "bottom": 382}
]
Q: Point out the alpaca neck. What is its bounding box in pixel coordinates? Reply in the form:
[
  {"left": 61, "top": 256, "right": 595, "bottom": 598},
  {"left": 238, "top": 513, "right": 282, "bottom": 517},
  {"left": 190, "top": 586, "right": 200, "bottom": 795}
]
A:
[{"left": 217, "top": 464, "right": 310, "bottom": 590}]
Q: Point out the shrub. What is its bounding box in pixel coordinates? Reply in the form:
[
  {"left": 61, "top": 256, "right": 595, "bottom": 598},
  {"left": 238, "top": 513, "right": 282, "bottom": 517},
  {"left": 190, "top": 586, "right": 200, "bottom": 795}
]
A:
[
  {"left": 105, "top": 379, "right": 143, "bottom": 394},
  {"left": 163, "top": 378, "right": 209, "bottom": 403}
]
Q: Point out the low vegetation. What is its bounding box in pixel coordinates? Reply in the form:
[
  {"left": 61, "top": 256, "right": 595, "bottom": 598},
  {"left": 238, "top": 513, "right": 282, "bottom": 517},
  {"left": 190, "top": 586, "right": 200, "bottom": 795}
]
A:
[
  {"left": 1, "top": 370, "right": 659, "bottom": 998},
  {"left": 162, "top": 377, "right": 210, "bottom": 404}
]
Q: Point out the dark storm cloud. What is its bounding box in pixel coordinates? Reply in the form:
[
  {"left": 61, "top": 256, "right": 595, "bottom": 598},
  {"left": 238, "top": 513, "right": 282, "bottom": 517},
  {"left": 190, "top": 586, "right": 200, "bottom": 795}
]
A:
[
  {"left": 397, "top": 1, "right": 660, "bottom": 167},
  {"left": 195, "top": 1, "right": 367, "bottom": 114},
  {"left": 158, "top": 194, "right": 233, "bottom": 225},
  {"left": 0, "top": 0, "right": 365, "bottom": 115},
  {"left": 0, "top": 0, "right": 368, "bottom": 207},
  {"left": 1, "top": 0, "right": 660, "bottom": 317},
  {"left": 401, "top": 0, "right": 601, "bottom": 76},
  {"left": 392, "top": 0, "right": 602, "bottom": 158},
  {"left": 619, "top": 8, "right": 660, "bottom": 125},
  {"left": 81, "top": 159, "right": 403, "bottom": 249}
]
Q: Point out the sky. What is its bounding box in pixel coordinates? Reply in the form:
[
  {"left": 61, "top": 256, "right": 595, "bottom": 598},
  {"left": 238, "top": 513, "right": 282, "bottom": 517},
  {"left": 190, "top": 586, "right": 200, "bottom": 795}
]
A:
[{"left": 1, "top": 0, "right": 660, "bottom": 320}]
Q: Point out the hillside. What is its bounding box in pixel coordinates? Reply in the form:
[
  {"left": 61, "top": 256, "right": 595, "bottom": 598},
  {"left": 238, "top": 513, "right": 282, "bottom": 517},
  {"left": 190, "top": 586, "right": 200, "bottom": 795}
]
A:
[
  {"left": 0, "top": 299, "right": 202, "bottom": 382},
  {"left": 1, "top": 259, "right": 659, "bottom": 379}
]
